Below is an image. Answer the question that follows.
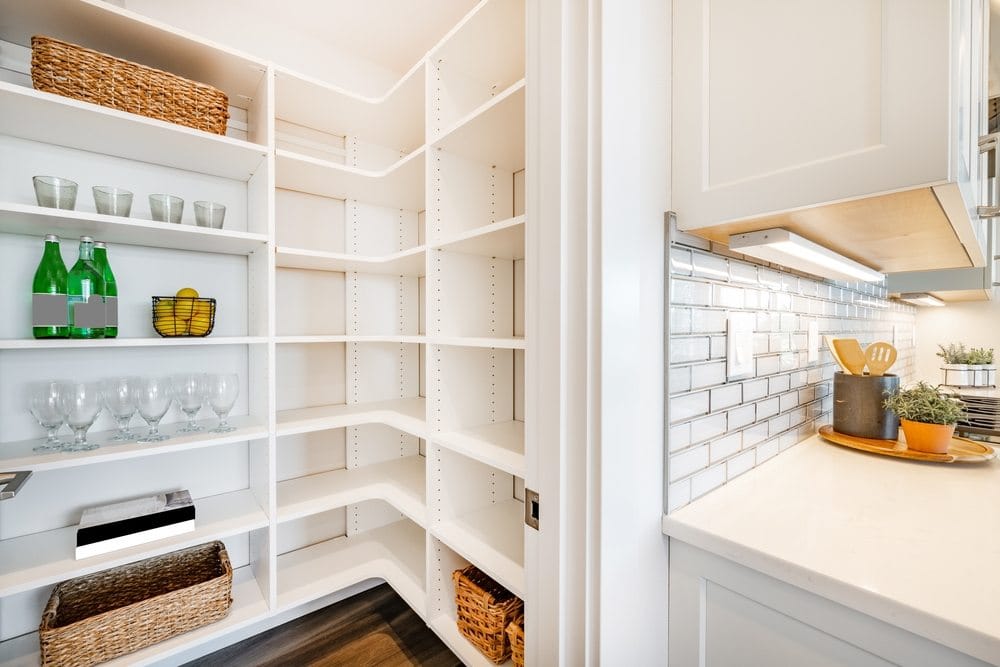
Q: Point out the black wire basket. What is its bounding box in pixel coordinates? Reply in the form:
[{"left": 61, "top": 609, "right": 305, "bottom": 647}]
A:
[{"left": 151, "top": 296, "right": 216, "bottom": 337}]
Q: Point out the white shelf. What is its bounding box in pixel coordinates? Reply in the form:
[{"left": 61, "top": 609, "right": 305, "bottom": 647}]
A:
[
  {"left": 0, "top": 202, "right": 268, "bottom": 255},
  {"left": 429, "top": 615, "right": 513, "bottom": 667},
  {"left": 0, "top": 566, "right": 267, "bottom": 667},
  {"left": 276, "top": 519, "right": 426, "bottom": 618},
  {"left": 276, "top": 335, "right": 426, "bottom": 345},
  {"left": 0, "top": 416, "right": 266, "bottom": 473},
  {"left": 0, "top": 336, "right": 268, "bottom": 350},
  {"left": 433, "top": 80, "right": 526, "bottom": 171},
  {"left": 433, "top": 499, "right": 525, "bottom": 599},
  {"left": 435, "top": 215, "right": 525, "bottom": 259},
  {"left": 274, "top": 62, "right": 425, "bottom": 153},
  {"left": 275, "top": 147, "right": 426, "bottom": 211},
  {"left": 435, "top": 421, "right": 525, "bottom": 477},
  {"left": 430, "top": 336, "right": 526, "bottom": 350},
  {"left": 277, "top": 456, "right": 426, "bottom": 528},
  {"left": 0, "top": 489, "right": 267, "bottom": 597},
  {"left": 0, "top": 83, "right": 267, "bottom": 181},
  {"left": 276, "top": 397, "right": 428, "bottom": 439},
  {"left": 275, "top": 245, "right": 426, "bottom": 275}
]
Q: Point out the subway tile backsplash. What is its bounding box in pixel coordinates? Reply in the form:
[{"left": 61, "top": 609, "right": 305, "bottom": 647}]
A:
[{"left": 667, "top": 242, "right": 916, "bottom": 511}]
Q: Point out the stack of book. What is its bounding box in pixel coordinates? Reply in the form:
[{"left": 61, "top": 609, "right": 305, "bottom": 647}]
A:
[{"left": 76, "top": 490, "right": 195, "bottom": 559}]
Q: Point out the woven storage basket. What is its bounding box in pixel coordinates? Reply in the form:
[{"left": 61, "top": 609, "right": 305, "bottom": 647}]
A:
[
  {"left": 452, "top": 565, "right": 523, "bottom": 664},
  {"left": 31, "top": 35, "right": 229, "bottom": 135},
  {"left": 506, "top": 615, "right": 524, "bottom": 667},
  {"left": 39, "top": 541, "right": 233, "bottom": 667}
]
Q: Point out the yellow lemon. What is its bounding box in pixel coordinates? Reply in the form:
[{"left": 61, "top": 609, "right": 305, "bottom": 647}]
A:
[
  {"left": 174, "top": 299, "right": 196, "bottom": 320},
  {"left": 189, "top": 318, "right": 211, "bottom": 336},
  {"left": 153, "top": 301, "right": 174, "bottom": 317},
  {"left": 154, "top": 316, "right": 180, "bottom": 335},
  {"left": 192, "top": 301, "right": 212, "bottom": 319},
  {"left": 175, "top": 287, "right": 199, "bottom": 299}
]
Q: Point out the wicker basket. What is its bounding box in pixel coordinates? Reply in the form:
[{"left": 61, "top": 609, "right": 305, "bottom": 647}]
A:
[
  {"left": 452, "top": 565, "right": 523, "bottom": 664},
  {"left": 506, "top": 615, "right": 524, "bottom": 667},
  {"left": 39, "top": 541, "right": 233, "bottom": 667},
  {"left": 31, "top": 35, "right": 229, "bottom": 135}
]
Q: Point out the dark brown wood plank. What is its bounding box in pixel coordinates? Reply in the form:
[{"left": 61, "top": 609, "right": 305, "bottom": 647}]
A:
[{"left": 184, "top": 584, "right": 460, "bottom": 667}]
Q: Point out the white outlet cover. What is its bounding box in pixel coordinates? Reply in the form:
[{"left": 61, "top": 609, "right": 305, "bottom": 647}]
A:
[
  {"left": 807, "top": 320, "right": 820, "bottom": 363},
  {"left": 727, "top": 312, "right": 756, "bottom": 380}
]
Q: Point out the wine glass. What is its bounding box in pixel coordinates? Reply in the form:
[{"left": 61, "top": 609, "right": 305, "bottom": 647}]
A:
[
  {"left": 172, "top": 373, "right": 206, "bottom": 433},
  {"left": 63, "top": 382, "right": 103, "bottom": 452},
  {"left": 206, "top": 373, "right": 239, "bottom": 433},
  {"left": 102, "top": 376, "right": 139, "bottom": 442},
  {"left": 135, "top": 377, "right": 173, "bottom": 443},
  {"left": 28, "top": 380, "right": 70, "bottom": 452}
]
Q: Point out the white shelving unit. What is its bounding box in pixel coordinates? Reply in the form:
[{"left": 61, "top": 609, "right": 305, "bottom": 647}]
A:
[{"left": 0, "top": 0, "right": 529, "bottom": 664}]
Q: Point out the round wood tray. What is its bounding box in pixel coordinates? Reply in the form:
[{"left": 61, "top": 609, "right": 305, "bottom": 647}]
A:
[{"left": 818, "top": 425, "right": 996, "bottom": 463}]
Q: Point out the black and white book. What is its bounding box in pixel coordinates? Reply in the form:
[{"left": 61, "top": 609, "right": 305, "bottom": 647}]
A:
[{"left": 75, "top": 490, "right": 195, "bottom": 559}]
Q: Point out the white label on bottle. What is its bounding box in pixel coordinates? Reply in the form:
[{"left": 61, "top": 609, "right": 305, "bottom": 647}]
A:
[
  {"left": 32, "top": 293, "right": 68, "bottom": 326},
  {"left": 105, "top": 296, "right": 118, "bottom": 327}
]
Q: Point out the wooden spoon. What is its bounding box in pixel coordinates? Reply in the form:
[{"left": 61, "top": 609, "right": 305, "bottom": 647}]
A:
[
  {"left": 865, "top": 341, "right": 898, "bottom": 376},
  {"left": 826, "top": 335, "right": 853, "bottom": 374},
  {"left": 831, "top": 338, "right": 868, "bottom": 375}
]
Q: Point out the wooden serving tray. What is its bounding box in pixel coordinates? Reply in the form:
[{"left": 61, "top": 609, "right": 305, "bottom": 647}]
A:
[{"left": 818, "top": 425, "right": 996, "bottom": 463}]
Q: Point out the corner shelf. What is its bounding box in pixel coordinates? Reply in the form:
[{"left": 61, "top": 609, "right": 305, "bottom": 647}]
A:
[
  {"left": 0, "top": 489, "right": 267, "bottom": 597},
  {"left": 276, "top": 397, "right": 427, "bottom": 439},
  {"left": 0, "top": 203, "right": 268, "bottom": 256},
  {"left": 275, "top": 245, "right": 426, "bottom": 276},
  {"left": 435, "top": 215, "right": 525, "bottom": 259},
  {"left": 434, "top": 421, "right": 525, "bottom": 477},
  {"left": 0, "top": 336, "right": 268, "bottom": 350},
  {"left": 433, "top": 80, "right": 526, "bottom": 172},
  {"left": 0, "top": 416, "right": 266, "bottom": 473},
  {"left": 277, "top": 456, "right": 426, "bottom": 528},
  {"left": 430, "top": 336, "right": 525, "bottom": 350}
]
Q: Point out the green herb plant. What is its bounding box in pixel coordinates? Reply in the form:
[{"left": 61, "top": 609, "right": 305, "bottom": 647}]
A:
[
  {"left": 967, "top": 347, "right": 995, "bottom": 365},
  {"left": 936, "top": 343, "right": 969, "bottom": 365},
  {"left": 883, "top": 382, "right": 965, "bottom": 426}
]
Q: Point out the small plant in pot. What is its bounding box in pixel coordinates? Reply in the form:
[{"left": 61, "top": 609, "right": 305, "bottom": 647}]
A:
[
  {"left": 883, "top": 382, "right": 965, "bottom": 454},
  {"left": 968, "top": 347, "right": 996, "bottom": 387},
  {"left": 937, "top": 343, "right": 972, "bottom": 386}
]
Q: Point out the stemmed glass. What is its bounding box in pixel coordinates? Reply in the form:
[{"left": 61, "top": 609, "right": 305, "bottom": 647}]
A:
[
  {"left": 102, "top": 376, "right": 139, "bottom": 442},
  {"left": 206, "top": 373, "right": 239, "bottom": 433},
  {"left": 172, "top": 373, "right": 206, "bottom": 433},
  {"left": 135, "top": 377, "right": 173, "bottom": 443},
  {"left": 28, "top": 380, "right": 70, "bottom": 452},
  {"left": 63, "top": 382, "right": 103, "bottom": 451}
]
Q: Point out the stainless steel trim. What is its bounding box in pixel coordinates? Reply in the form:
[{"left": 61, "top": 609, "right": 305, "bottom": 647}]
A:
[{"left": 0, "top": 471, "right": 31, "bottom": 500}]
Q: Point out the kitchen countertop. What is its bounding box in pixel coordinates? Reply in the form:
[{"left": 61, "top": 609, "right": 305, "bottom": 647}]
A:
[{"left": 662, "top": 434, "right": 1000, "bottom": 664}]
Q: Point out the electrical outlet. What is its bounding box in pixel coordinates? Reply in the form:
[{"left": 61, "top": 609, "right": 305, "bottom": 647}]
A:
[{"left": 727, "top": 312, "right": 755, "bottom": 380}]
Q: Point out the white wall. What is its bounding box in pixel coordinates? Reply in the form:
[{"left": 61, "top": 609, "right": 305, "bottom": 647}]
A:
[{"left": 913, "top": 294, "right": 1000, "bottom": 381}]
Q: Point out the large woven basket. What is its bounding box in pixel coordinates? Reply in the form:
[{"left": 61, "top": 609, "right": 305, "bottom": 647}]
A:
[
  {"left": 452, "top": 565, "right": 523, "bottom": 664},
  {"left": 39, "top": 541, "right": 233, "bottom": 667},
  {"left": 506, "top": 615, "right": 524, "bottom": 667},
  {"left": 31, "top": 35, "right": 229, "bottom": 135}
]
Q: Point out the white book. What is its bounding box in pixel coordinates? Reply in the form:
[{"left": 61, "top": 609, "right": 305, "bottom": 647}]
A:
[{"left": 75, "top": 520, "right": 196, "bottom": 560}]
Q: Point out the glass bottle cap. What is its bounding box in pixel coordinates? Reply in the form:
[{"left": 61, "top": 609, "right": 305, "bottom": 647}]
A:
[
  {"left": 94, "top": 241, "right": 106, "bottom": 248},
  {"left": 44, "top": 234, "right": 59, "bottom": 242},
  {"left": 79, "top": 236, "right": 93, "bottom": 243}
]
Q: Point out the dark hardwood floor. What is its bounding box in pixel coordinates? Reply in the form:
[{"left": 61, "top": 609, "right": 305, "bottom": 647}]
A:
[{"left": 184, "top": 584, "right": 461, "bottom": 667}]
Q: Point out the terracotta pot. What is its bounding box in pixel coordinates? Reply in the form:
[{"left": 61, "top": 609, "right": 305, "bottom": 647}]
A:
[{"left": 900, "top": 419, "right": 955, "bottom": 454}]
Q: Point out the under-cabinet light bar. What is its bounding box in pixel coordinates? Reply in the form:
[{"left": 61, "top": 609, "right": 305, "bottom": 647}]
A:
[
  {"left": 897, "top": 292, "right": 946, "bottom": 307},
  {"left": 728, "top": 228, "right": 884, "bottom": 283}
]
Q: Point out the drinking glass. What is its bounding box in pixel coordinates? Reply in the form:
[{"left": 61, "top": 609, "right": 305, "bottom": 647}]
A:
[
  {"left": 172, "top": 373, "right": 206, "bottom": 433},
  {"left": 28, "top": 380, "right": 70, "bottom": 452},
  {"left": 92, "top": 186, "right": 133, "bottom": 217},
  {"left": 193, "top": 201, "right": 226, "bottom": 229},
  {"left": 33, "top": 176, "right": 77, "bottom": 209},
  {"left": 63, "top": 382, "right": 103, "bottom": 451},
  {"left": 135, "top": 377, "right": 173, "bottom": 443},
  {"left": 101, "top": 376, "right": 140, "bottom": 442},
  {"left": 206, "top": 373, "right": 239, "bottom": 433},
  {"left": 149, "top": 194, "right": 184, "bottom": 223}
]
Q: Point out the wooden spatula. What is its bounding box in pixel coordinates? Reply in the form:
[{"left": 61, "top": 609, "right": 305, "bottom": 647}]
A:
[
  {"left": 865, "top": 341, "right": 898, "bottom": 376},
  {"left": 831, "top": 338, "right": 868, "bottom": 375},
  {"left": 826, "top": 335, "right": 853, "bottom": 374}
]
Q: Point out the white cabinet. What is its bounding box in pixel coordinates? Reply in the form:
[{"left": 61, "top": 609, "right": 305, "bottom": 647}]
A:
[
  {"left": 0, "top": 1, "right": 530, "bottom": 665},
  {"left": 672, "top": 0, "right": 991, "bottom": 274},
  {"left": 668, "top": 540, "right": 992, "bottom": 667}
]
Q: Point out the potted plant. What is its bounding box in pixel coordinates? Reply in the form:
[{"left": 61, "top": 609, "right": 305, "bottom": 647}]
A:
[
  {"left": 883, "top": 382, "right": 965, "bottom": 454},
  {"left": 937, "top": 343, "right": 972, "bottom": 387},
  {"left": 967, "top": 347, "right": 996, "bottom": 387}
]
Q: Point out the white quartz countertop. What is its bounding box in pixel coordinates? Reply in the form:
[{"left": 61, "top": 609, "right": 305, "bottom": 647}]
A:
[{"left": 662, "top": 435, "right": 1000, "bottom": 664}]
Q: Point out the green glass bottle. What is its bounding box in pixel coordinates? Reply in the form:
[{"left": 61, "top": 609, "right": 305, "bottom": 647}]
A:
[
  {"left": 92, "top": 242, "right": 118, "bottom": 338},
  {"left": 32, "top": 234, "right": 69, "bottom": 339},
  {"left": 67, "top": 236, "right": 106, "bottom": 339}
]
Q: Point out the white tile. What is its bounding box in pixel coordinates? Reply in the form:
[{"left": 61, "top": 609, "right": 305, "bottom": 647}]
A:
[
  {"left": 789, "top": 370, "right": 808, "bottom": 388},
  {"left": 671, "top": 337, "right": 710, "bottom": 363},
  {"left": 727, "top": 403, "right": 755, "bottom": 430},
  {"left": 710, "top": 336, "right": 727, "bottom": 359},
  {"left": 710, "top": 384, "right": 742, "bottom": 411},
  {"left": 670, "top": 247, "right": 693, "bottom": 276},
  {"left": 769, "top": 412, "right": 791, "bottom": 436},
  {"left": 725, "top": 450, "right": 754, "bottom": 480},
  {"left": 756, "top": 355, "right": 779, "bottom": 376},
  {"left": 691, "top": 464, "right": 727, "bottom": 499},
  {"left": 743, "top": 289, "right": 763, "bottom": 309},
  {"left": 710, "top": 432, "right": 742, "bottom": 462},
  {"left": 788, "top": 407, "right": 807, "bottom": 427},
  {"left": 672, "top": 279, "right": 712, "bottom": 306},
  {"left": 779, "top": 430, "right": 801, "bottom": 451},
  {"left": 692, "top": 252, "right": 729, "bottom": 280},
  {"left": 669, "top": 392, "right": 709, "bottom": 423},
  {"left": 791, "top": 333, "right": 808, "bottom": 350},
  {"left": 760, "top": 268, "right": 782, "bottom": 290},
  {"left": 768, "top": 374, "right": 790, "bottom": 395},
  {"left": 756, "top": 439, "right": 780, "bottom": 463},
  {"left": 691, "top": 308, "right": 727, "bottom": 333},
  {"left": 792, "top": 296, "right": 811, "bottom": 314},
  {"left": 781, "top": 274, "right": 798, "bottom": 293},
  {"left": 670, "top": 307, "right": 692, "bottom": 334},
  {"left": 779, "top": 391, "right": 799, "bottom": 412},
  {"left": 756, "top": 397, "right": 780, "bottom": 419},
  {"left": 730, "top": 261, "right": 758, "bottom": 285},
  {"left": 669, "top": 444, "right": 709, "bottom": 481},
  {"left": 742, "top": 379, "right": 768, "bottom": 401},
  {"left": 669, "top": 366, "right": 691, "bottom": 393},
  {"left": 690, "top": 361, "right": 726, "bottom": 389},
  {"left": 769, "top": 333, "right": 790, "bottom": 353},
  {"left": 814, "top": 382, "right": 831, "bottom": 398},
  {"left": 742, "top": 422, "right": 769, "bottom": 447},
  {"left": 756, "top": 312, "right": 774, "bottom": 332},
  {"left": 691, "top": 413, "right": 727, "bottom": 444},
  {"left": 753, "top": 333, "right": 770, "bottom": 355},
  {"left": 667, "top": 479, "right": 692, "bottom": 512},
  {"left": 778, "top": 352, "right": 798, "bottom": 371},
  {"left": 780, "top": 313, "right": 798, "bottom": 332},
  {"left": 771, "top": 292, "right": 792, "bottom": 311},
  {"left": 807, "top": 367, "right": 824, "bottom": 384},
  {"left": 668, "top": 423, "right": 691, "bottom": 452},
  {"left": 798, "top": 386, "right": 816, "bottom": 404},
  {"left": 714, "top": 284, "right": 744, "bottom": 309}
]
